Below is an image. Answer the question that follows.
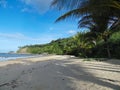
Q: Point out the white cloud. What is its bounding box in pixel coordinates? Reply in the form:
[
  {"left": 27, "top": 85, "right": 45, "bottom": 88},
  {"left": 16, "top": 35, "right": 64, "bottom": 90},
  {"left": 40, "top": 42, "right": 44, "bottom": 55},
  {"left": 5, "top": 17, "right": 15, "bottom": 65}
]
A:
[
  {"left": 0, "top": 0, "right": 52, "bottom": 13},
  {"left": 0, "top": 0, "right": 7, "bottom": 8},
  {"left": 21, "top": 0, "right": 52, "bottom": 13},
  {"left": 0, "top": 33, "right": 40, "bottom": 41},
  {"left": 0, "top": 33, "right": 27, "bottom": 40},
  {"left": 0, "top": 32, "right": 59, "bottom": 43},
  {"left": 67, "top": 30, "right": 77, "bottom": 34}
]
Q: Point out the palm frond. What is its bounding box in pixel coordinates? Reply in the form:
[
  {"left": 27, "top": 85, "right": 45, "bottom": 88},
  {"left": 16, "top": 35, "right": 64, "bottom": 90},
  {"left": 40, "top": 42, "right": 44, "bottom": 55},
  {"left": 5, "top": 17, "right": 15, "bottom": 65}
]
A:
[
  {"left": 51, "top": 0, "right": 84, "bottom": 10},
  {"left": 55, "top": 7, "right": 92, "bottom": 22}
]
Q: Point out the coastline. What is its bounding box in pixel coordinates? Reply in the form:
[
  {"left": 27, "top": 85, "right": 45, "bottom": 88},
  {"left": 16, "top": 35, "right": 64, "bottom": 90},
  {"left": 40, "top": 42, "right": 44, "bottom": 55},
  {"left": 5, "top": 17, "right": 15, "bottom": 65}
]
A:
[
  {"left": 0, "top": 55, "right": 120, "bottom": 90},
  {"left": 0, "top": 53, "right": 40, "bottom": 61}
]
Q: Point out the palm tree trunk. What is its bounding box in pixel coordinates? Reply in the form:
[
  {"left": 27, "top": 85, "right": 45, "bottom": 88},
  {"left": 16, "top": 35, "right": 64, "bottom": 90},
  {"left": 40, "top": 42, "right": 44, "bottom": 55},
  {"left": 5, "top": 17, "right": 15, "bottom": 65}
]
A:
[
  {"left": 104, "top": 38, "right": 111, "bottom": 58},
  {"left": 106, "top": 43, "right": 111, "bottom": 58}
]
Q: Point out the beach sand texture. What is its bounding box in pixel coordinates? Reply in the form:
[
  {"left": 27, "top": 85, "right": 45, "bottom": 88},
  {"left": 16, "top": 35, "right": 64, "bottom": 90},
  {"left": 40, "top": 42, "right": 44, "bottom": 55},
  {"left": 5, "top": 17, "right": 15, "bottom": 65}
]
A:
[{"left": 0, "top": 55, "right": 120, "bottom": 90}]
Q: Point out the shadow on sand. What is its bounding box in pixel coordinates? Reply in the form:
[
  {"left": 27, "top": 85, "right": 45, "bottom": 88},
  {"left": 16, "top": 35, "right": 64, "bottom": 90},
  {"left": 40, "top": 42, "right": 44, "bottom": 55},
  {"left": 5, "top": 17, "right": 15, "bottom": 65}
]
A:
[{"left": 0, "top": 57, "right": 120, "bottom": 90}]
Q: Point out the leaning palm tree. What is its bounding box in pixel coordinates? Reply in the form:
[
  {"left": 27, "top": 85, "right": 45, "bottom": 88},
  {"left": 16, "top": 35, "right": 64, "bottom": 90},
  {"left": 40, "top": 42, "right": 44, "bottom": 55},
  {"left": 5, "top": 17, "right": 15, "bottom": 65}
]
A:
[
  {"left": 78, "top": 13, "right": 120, "bottom": 58},
  {"left": 52, "top": 0, "right": 120, "bottom": 58},
  {"left": 78, "top": 14, "right": 117, "bottom": 58},
  {"left": 52, "top": 0, "right": 120, "bottom": 31}
]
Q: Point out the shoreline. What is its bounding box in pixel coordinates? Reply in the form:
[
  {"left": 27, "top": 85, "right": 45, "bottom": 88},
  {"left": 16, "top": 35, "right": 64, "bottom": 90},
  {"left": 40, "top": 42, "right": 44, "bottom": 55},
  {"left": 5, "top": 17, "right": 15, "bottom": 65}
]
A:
[
  {"left": 0, "top": 53, "right": 41, "bottom": 62},
  {"left": 0, "top": 55, "right": 120, "bottom": 90}
]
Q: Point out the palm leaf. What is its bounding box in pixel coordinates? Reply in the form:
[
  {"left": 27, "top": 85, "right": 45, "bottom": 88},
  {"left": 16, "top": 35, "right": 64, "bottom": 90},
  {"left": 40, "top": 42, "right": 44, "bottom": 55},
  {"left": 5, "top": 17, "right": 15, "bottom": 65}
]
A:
[{"left": 55, "top": 6, "right": 93, "bottom": 22}]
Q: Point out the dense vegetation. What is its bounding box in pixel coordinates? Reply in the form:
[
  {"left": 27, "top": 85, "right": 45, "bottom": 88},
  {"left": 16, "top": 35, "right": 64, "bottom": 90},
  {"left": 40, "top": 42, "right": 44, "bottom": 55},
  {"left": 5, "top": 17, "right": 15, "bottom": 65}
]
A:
[
  {"left": 52, "top": 0, "right": 120, "bottom": 58},
  {"left": 17, "top": 31, "right": 120, "bottom": 59}
]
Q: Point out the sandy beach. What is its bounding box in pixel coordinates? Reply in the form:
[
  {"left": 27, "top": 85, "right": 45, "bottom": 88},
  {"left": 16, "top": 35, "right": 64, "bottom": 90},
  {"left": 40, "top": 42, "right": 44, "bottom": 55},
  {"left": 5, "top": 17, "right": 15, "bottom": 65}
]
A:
[{"left": 0, "top": 55, "right": 120, "bottom": 90}]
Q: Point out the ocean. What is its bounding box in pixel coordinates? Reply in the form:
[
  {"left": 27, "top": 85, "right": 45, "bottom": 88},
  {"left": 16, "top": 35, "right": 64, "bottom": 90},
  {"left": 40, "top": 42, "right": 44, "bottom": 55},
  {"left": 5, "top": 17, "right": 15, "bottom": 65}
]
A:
[{"left": 0, "top": 53, "right": 35, "bottom": 61}]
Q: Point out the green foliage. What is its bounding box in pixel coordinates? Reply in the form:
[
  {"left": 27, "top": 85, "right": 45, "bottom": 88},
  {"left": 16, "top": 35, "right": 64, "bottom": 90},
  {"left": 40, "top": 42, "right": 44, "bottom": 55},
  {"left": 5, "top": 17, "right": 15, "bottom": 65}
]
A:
[
  {"left": 52, "top": 0, "right": 120, "bottom": 58},
  {"left": 110, "top": 31, "right": 120, "bottom": 42},
  {"left": 91, "top": 31, "right": 120, "bottom": 58},
  {"left": 18, "top": 31, "right": 120, "bottom": 59}
]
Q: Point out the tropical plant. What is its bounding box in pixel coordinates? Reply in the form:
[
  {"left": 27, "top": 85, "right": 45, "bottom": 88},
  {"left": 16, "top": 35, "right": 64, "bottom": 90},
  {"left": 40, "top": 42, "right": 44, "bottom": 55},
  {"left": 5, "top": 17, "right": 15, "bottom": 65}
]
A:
[{"left": 52, "top": 0, "right": 120, "bottom": 58}]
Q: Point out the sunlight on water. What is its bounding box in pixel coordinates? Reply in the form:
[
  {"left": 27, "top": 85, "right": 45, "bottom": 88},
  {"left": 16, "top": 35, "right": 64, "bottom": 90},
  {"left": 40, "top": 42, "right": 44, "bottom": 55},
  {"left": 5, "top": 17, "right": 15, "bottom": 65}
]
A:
[{"left": 0, "top": 53, "right": 36, "bottom": 61}]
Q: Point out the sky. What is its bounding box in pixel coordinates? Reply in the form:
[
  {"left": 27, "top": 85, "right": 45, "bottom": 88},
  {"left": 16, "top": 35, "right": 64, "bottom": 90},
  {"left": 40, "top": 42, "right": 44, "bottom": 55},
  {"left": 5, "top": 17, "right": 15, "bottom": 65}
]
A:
[{"left": 0, "top": 0, "right": 81, "bottom": 53}]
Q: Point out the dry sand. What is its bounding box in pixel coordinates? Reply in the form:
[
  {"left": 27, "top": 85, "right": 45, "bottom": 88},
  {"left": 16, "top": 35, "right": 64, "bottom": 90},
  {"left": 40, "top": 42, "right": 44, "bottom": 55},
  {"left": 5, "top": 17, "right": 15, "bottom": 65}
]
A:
[{"left": 0, "top": 55, "right": 120, "bottom": 90}]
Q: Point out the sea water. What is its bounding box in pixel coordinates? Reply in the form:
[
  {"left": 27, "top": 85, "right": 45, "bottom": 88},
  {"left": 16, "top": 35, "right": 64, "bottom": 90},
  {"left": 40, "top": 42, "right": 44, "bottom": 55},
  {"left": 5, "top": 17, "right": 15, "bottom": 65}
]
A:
[{"left": 0, "top": 53, "right": 35, "bottom": 61}]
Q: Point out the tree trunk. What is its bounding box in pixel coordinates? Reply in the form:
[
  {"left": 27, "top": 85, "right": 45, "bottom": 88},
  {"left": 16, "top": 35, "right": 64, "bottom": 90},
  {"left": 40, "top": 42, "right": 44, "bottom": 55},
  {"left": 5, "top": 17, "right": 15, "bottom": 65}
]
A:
[
  {"left": 106, "top": 43, "right": 111, "bottom": 58},
  {"left": 104, "top": 38, "right": 111, "bottom": 58}
]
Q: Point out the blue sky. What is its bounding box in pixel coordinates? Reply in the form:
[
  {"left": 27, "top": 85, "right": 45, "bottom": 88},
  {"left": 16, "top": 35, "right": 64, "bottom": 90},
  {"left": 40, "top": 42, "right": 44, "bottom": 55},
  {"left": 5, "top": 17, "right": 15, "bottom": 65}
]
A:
[{"left": 0, "top": 0, "right": 81, "bottom": 52}]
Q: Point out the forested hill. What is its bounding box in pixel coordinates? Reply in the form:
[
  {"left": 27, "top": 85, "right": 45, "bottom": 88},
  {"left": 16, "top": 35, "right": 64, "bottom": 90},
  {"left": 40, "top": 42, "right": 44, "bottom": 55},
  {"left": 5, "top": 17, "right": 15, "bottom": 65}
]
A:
[
  {"left": 17, "top": 31, "right": 120, "bottom": 59},
  {"left": 17, "top": 37, "right": 73, "bottom": 55}
]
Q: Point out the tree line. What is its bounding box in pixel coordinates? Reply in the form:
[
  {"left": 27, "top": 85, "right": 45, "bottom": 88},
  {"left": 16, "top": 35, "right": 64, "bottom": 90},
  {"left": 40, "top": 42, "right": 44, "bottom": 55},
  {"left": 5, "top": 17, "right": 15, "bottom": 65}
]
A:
[{"left": 17, "top": 31, "right": 120, "bottom": 59}]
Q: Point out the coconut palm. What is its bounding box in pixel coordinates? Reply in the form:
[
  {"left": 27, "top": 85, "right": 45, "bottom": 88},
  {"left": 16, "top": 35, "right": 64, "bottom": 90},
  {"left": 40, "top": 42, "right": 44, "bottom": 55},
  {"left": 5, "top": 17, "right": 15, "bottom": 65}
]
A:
[
  {"left": 79, "top": 14, "right": 120, "bottom": 58},
  {"left": 52, "top": 0, "right": 120, "bottom": 58},
  {"left": 52, "top": 0, "right": 120, "bottom": 32}
]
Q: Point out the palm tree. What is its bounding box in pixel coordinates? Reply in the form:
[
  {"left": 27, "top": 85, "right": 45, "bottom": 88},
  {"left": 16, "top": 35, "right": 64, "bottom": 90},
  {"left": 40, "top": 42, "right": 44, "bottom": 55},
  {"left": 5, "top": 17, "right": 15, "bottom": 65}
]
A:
[
  {"left": 79, "top": 13, "right": 120, "bottom": 57},
  {"left": 52, "top": 0, "right": 120, "bottom": 31},
  {"left": 106, "top": 0, "right": 120, "bottom": 9},
  {"left": 52, "top": 0, "right": 120, "bottom": 58}
]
